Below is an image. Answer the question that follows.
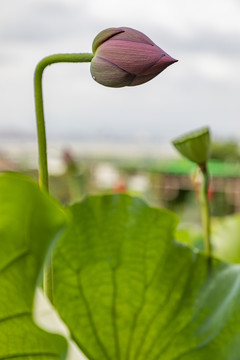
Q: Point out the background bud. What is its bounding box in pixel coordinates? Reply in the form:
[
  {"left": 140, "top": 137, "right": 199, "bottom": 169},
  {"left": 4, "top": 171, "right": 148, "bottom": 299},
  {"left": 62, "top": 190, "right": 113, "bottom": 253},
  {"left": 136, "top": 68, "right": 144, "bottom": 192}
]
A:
[{"left": 91, "top": 27, "right": 177, "bottom": 88}]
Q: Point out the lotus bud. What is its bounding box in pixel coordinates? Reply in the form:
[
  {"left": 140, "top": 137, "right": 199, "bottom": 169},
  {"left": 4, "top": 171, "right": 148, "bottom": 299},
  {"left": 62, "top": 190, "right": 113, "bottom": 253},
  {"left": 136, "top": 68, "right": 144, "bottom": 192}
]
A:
[
  {"left": 172, "top": 127, "right": 211, "bottom": 166},
  {"left": 90, "top": 27, "right": 178, "bottom": 87}
]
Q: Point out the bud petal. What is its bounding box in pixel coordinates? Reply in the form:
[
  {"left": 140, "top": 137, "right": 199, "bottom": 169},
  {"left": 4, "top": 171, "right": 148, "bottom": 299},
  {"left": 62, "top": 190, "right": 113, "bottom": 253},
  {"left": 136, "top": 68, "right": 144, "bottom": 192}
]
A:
[
  {"left": 92, "top": 28, "right": 124, "bottom": 54},
  {"left": 129, "top": 74, "right": 157, "bottom": 86},
  {"left": 91, "top": 56, "right": 134, "bottom": 87},
  {"left": 141, "top": 53, "right": 178, "bottom": 76},
  {"left": 112, "top": 26, "right": 155, "bottom": 45},
  {"left": 172, "top": 127, "right": 211, "bottom": 165},
  {"left": 95, "top": 40, "right": 160, "bottom": 75}
]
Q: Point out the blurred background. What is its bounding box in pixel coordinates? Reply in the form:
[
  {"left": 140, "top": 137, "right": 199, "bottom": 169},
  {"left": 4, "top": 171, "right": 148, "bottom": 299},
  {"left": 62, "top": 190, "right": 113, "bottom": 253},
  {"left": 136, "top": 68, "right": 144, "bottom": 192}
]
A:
[{"left": 1, "top": 0, "right": 240, "bottom": 219}]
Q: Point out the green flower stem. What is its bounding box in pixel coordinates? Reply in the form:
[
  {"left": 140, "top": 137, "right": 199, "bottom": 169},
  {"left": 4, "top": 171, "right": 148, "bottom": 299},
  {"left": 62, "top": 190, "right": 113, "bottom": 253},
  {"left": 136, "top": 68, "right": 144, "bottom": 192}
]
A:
[
  {"left": 34, "top": 53, "right": 93, "bottom": 302},
  {"left": 34, "top": 53, "right": 93, "bottom": 192},
  {"left": 199, "top": 164, "right": 211, "bottom": 256}
]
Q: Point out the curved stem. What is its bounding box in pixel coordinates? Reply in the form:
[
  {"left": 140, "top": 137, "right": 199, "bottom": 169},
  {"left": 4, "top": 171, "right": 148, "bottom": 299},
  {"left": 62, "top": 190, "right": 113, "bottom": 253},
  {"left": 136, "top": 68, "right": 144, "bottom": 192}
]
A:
[
  {"left": 34, "top": 53, "right": 93, "bottom": 302},
  {"left": 34, "top": 53, "right": 93, "bottom": 192},
  {"left": 199, "top": 164, "right": 211, "bottom": 256}
]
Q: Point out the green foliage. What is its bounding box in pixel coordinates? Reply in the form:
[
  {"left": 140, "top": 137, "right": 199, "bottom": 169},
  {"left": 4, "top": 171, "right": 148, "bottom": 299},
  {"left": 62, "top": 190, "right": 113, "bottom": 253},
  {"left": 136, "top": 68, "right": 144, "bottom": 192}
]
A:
[
  {"left": 212, "top": 214, "right": 240, "bottom": 264},
  {"left": 0, "top": 173, "right": 67, "bottom": 359},
  {"left": 176, "top": 216, "right": 240, "bottom": 265},
  {"left": 211, "top": 140, "right": 240, "bottom": 162},
  {"left": 3, "top": 173, "right": 240, "bottom": 359},
  {"left": 175, "top": 224, "right": 204, "bottom": 251},
  {"left": 53, "top": 194, "right": 240, "bottom": 359}
]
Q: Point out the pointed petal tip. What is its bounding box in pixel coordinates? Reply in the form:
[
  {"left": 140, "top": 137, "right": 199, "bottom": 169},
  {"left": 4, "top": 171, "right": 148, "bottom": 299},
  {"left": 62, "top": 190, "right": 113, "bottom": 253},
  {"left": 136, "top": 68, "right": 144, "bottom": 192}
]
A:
[
  {"left": 164, "top": 56, "right": 178, "bottom": 68},
  {"left": 167, "top": 55, "right": 178, "bottom": 64}
]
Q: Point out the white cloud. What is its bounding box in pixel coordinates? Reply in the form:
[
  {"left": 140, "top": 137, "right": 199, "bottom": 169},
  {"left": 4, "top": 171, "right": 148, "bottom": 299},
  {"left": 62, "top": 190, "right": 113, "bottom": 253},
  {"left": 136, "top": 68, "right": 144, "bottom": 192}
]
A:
[{"left": 192, "top": 53, "right": 240, "bottom": 82}]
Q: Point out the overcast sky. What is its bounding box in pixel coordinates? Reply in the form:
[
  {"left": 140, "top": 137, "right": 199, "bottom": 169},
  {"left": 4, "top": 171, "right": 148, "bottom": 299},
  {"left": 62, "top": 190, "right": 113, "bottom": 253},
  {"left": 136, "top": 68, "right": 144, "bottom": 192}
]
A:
[{"left": 1, "top": 0, "right": 240, "bottom": 144}]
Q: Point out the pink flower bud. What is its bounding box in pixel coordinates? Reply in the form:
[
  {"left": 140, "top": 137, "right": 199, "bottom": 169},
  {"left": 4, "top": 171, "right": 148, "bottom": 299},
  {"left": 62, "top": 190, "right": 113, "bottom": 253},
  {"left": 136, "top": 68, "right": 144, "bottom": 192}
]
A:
[{"left": 91, "top": 27, "right": 178, "bottom": 87}]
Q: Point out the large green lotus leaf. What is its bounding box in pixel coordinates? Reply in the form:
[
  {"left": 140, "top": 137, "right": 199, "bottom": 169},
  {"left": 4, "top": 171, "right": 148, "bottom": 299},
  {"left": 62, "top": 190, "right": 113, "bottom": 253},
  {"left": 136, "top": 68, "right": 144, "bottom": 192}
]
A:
[
  {"left": 0, "top": 173, "right": 67, "bottom": 359},
  {"left": 53, "top": 194, "right": 240, "bottom": 360}
]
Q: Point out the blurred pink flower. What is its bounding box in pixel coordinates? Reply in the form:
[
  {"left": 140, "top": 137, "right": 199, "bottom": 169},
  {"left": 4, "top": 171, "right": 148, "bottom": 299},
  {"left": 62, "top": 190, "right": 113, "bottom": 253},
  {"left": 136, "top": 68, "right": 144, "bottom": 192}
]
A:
[{"left": 91, "top": 27, "right": 178, "bottom": 87}]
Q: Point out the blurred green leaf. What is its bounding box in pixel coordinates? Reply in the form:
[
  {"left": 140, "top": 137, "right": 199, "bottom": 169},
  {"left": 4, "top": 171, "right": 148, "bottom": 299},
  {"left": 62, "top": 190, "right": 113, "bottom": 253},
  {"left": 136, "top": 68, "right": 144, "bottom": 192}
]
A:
[
  {"left": 176, "top": 216, "right": 240, "bottom": 264},
  {"left": 212, "top": 214, "right": 240, "bottom": 264},
  {"left": 53, "top": 194, "right": 240, "bottom": 359},
  {"left": 175, "top": 224, "right": 204, "bottom": 251},
  {"left": 0, "top": 173, "right": 67, "bottom": 359}
]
